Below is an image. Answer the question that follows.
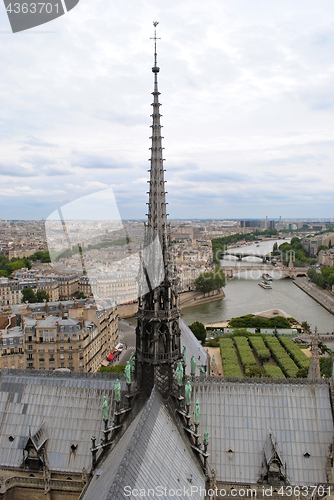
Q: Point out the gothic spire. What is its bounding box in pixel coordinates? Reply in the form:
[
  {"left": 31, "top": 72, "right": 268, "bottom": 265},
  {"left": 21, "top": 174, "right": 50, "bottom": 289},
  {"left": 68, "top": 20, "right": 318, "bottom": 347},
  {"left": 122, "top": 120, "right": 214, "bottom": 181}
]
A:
[
  {"left": 147, "top": 21, "right": 168, "bottom": 251},
  {"left": 135, "top": 23, "right": 182, "bottom": 396}
]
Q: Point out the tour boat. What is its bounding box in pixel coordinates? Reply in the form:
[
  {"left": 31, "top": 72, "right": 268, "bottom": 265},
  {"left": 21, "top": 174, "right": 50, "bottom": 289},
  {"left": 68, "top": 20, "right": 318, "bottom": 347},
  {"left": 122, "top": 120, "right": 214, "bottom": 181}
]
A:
[
  {"left": 258, "top": 280, "right": 272, "bottom": 289},
  {"left": 261, "top": 273, "right": 273, "bottom": 281}
]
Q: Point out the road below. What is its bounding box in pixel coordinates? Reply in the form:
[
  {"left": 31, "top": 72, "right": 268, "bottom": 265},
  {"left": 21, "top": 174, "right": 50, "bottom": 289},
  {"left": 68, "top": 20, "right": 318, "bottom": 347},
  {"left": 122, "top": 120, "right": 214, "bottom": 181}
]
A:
[
  {"left": 115, "top": 319, "right": 136, "bottom": 365},
  {"left": 293, "top": 277, "right": 334, "bottom": 333}
]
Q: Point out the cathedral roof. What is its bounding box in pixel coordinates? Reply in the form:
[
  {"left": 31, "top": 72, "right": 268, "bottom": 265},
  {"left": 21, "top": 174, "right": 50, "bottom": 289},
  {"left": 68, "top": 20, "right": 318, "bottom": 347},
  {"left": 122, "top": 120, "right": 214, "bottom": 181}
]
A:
[
  {"left": 179, "top": 318, "right": 208, "bottom": 375},
  {"left": 190, "top": 378, "right": 333, "bottom": 485},
  {"left": 81, "top": 387, "right": 205, "bottom": 500},
  {"left": 0, "top": 370, "right": 124, "bottom": 473}
]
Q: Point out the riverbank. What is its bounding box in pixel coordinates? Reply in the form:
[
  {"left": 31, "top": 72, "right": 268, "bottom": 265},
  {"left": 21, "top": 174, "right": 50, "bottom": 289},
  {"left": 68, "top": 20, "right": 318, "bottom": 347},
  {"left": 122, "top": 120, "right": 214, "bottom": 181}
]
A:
[
  {"left": 293, "top": 277, "right": 334, "bottom": 316},
  {"left": 117, "top": 288, "right": 226, "bottom": 318},
  {"left": 180, "top": 289, "right": 225, "bottom": 309}
]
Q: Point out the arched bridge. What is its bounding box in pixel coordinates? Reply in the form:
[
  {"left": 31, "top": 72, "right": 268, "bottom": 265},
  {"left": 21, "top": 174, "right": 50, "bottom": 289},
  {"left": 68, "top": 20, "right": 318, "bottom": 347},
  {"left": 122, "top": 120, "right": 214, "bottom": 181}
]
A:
[{"left": 222, "top": 265, "right": 308, "bottom": 279}]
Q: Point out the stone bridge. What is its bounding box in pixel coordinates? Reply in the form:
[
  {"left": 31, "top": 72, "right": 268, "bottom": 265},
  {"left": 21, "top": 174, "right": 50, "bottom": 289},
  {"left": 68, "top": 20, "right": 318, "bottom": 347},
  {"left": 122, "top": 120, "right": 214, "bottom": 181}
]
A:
[
  {"left": 222, "top": 265, "right": 308, "bottom": 279},
  {"left": 222, "top": 250, "right": 272, "bottom": 262}
]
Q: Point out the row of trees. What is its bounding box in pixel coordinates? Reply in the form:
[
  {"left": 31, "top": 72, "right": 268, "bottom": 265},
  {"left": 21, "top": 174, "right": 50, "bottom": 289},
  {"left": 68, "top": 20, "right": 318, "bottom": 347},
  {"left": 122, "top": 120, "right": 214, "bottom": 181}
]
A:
[
  {"left": 228, "top": 314, "right": 291, "bottom": 329},
  {"left": 0, "top": 256, "right": 32, "bottom": 277},
  {"left": 274, "top": 237, "right": 316, "bottom": 266},
  {"left": 0, "top": 251, "right": 51, "bottom": 278},
  {"left": 194, "top": 265, "right": 226, "bottom": 295},
  {"left": 21, "top": 287, "right": 49, "bottom": 303},
  {"left": 308, "top": 266, "right": 334, "bottom": 289}
]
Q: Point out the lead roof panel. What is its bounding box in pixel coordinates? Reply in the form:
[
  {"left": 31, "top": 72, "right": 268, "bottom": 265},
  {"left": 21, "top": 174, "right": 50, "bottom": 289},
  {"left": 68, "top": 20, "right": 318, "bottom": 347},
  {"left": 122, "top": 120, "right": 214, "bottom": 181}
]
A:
[
  {"left": 180, "top": 318, "right": 208, "bottom": 375},
  {"left": 0, "top": 371, "right": 125, "bottom": 473},
  {"left": 191, "top": 379, "right": 333, "bottom": 485}
]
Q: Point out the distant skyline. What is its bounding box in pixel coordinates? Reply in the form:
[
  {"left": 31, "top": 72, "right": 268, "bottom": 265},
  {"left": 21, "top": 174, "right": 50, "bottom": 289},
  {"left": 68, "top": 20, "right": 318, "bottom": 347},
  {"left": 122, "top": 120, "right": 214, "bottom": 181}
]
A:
[{"left": 1, "top": 1, "right": 334, "bottom": 219}]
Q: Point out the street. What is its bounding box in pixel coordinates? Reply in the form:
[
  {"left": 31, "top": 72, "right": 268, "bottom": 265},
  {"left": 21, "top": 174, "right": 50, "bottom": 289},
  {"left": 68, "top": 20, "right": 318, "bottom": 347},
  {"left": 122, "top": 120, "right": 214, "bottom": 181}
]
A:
[{"left": 115, "top": 319, "right": 136, "bottom": 365}]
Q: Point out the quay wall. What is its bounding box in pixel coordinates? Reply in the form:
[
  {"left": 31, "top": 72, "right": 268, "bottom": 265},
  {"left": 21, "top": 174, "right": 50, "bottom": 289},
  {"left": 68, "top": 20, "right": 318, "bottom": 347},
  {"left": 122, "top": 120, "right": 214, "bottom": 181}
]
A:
[
  {"left": 293, "top": 278, "right": 334, "bottom": 316},
  {"left": 117, "top": 289, "right": 226, "bottom": 318}
]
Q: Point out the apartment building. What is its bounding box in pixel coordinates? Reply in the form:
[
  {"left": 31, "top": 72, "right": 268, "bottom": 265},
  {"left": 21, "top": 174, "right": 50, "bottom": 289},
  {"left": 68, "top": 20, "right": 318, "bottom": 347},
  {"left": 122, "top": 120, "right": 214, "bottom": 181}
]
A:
[
  {"left": 78, "top": 275, "right": 92, "bottom": 297},
  {"left": 0, "top": 277, "right": 59, "bottom": 305},
  {"left": 0, "top": 299, "right": 118, "bottom": 372},
  {"left": 0, "top": 326, "right": 24, "bottom": 369},
  {"left": 55, "top": 274, "right": 79, "bottom": 300},
  {"left": 89, "top": 272, "right": 138, "bottom": 304},
  {"left": 0, "top": 279, "right": 22, "bottom": 305},
  {"left": 318, "top": 249, "right": 334, "bottom": 267}
]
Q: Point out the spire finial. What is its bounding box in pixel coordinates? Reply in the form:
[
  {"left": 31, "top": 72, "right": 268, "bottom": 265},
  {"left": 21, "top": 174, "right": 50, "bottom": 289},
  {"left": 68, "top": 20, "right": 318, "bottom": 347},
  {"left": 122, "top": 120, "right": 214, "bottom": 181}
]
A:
[{"left": 151, "top": 21, "right": 161, "bottom": 75}]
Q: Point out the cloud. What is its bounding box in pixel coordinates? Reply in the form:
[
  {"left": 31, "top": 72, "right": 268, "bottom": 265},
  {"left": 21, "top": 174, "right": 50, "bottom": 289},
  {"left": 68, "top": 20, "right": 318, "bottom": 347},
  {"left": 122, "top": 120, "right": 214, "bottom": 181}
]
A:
[{"left": 1, "top": 0, "right": 334, "bottom": 219}]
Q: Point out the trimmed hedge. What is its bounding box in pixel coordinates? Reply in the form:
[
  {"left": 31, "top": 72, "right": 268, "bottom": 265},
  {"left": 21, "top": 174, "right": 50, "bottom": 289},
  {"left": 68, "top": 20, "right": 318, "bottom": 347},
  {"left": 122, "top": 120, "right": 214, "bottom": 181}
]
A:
[
  {"left": 264, "top": 337, "right": 299, "bottom": 378},
  {"left": 263, "top": 365, "right": 285, "bottom": 378},
  {"left": 233, "top": 337, "right": 257, "bottom": 373},
  {"left": 220, "top": 338, "right": 242, "bottom": 377},
  {"left": 248, "top": 336, "right": 271, "bottom": 363},
  {"left": 279, "top": 338, "right": 310, "bottom": 370}
]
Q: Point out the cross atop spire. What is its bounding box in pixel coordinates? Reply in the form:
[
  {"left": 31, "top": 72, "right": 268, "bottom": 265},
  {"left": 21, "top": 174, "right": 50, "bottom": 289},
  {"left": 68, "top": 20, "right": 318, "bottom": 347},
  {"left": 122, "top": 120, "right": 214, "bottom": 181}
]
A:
[{"left": 151, "top": 21, "right": 160, "bottom": 72}]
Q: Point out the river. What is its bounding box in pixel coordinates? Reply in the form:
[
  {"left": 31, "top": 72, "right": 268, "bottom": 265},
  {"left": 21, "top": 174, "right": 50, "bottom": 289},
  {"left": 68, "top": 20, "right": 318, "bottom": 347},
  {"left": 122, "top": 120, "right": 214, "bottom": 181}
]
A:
[{"left": 181, "top": 239, "right": 334, "bottom": 334}]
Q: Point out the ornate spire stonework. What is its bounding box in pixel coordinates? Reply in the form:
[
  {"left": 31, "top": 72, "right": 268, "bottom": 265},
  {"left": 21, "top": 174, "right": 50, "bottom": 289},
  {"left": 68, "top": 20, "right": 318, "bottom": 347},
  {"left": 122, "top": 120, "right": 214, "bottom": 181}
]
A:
[{"left": 135, "top": 22, "right": 182, "bottom": 396}]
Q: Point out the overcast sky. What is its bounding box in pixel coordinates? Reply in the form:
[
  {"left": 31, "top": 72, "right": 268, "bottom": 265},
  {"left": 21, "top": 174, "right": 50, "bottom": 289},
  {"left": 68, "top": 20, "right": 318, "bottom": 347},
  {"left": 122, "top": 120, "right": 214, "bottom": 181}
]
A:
[{"left": 1, "top": 0, "right": 334, "bottom": 220}]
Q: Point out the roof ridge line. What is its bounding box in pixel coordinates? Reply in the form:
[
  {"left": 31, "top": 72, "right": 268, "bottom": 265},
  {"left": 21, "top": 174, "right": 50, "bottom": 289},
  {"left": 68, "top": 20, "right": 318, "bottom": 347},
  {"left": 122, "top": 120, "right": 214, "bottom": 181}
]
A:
[{"left": 107, "top": 388, "right": 157, "bottom": 498}]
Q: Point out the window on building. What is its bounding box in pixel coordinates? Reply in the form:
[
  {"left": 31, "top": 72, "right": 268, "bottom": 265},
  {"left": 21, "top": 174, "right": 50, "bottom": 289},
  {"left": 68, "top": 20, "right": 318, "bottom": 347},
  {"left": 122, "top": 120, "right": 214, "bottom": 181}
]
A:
[
  {"left": 60, "top": 345, "right": 64, "bottom": 350},
  {"left": 28, "top": 354, "right": 33, "bottom": 360},
  {"left": 27, "top": 345, "right": 33, "bottom": 351},
  {"left": 10, "top": 349, "right": 14, "bottom": 354},
  {"left": 18, "top": 348, "right": 23, "bottom": 354},
  {"left": 69, "top": 345, "right": 72, "bottom": 350},
  {"left": 28, "top": 363, "right": 33, "bottom": 368},
  {"left": 50, "top": 331, "right": 54, "bottom": 342},
  {"left": 60, "top": 362, "right": 64, "bottom": 368},
  {"left": 44, "top": 331, "right": 48, "bottom": 341}
]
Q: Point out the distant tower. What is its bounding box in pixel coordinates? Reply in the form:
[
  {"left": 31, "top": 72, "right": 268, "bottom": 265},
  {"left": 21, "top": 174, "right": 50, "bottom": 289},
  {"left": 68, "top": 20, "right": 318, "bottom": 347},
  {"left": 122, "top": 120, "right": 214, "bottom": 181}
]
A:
[
  {"left": 288, "top": 251, "right": 294, "bottom": 269},
  {"left": 135, "top": 22, "right": 182, "bottom": 396},
  {"left": 308, "top": 328, "right": 321, "bottom": 380}
]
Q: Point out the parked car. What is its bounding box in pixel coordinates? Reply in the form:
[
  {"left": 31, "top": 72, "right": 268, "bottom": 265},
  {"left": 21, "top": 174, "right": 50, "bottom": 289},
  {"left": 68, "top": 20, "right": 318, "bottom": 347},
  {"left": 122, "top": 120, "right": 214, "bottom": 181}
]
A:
[{"left": 115, "top": 343, "right": 124, "bottom": 352}]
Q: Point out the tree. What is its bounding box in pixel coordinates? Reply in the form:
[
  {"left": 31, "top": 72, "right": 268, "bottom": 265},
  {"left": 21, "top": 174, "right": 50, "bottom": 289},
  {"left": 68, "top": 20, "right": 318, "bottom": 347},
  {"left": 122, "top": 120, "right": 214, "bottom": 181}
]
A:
[
  {"left": 21, "top": 287, "right": 37, "bottom": 303},
  {"left": 194, "top": 267, "right": 225, "bottom": 295},
  {"left": 77, "top": 292, "right": 86, "bottom": 299},
  {"left": 296, "top": 366, "right": 309, "bottom": 378},
  {"left": 317, "top": 245, "right": 328, "bottom": 255},
  {"left": 36, "top": 290, "right": 49, "bottom": 302},
  {"left": 246, "top": 366, "right": 264, "bottom": 378},
  {"left": 189, "top": 321, "right": 206, "bottom": 344},
  {"left": 301, "top": 321, "right": 310, "bottom": 333}
]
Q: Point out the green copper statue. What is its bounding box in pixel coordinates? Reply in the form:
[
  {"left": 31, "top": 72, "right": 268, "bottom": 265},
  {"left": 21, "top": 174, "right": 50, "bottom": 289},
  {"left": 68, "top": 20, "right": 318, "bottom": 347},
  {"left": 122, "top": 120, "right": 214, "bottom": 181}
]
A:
[
  {"left": 185, "top": 380, "right": 192, "bottom": 405},
  {"left": 125, "top": 361, "right": 131, "bottom": 384},
  {"left": 176, "top": 362, "right": 184, "bottom": 387},
  {"left": 195, "top": 398, "right": 200, "bottom": 425},
  {"left": 191, "top": 355, "right": 197, "bottom": 376},
  {"left": 182, "top": 346, "right": 187, "bottom": 365},
  {"left": 200, "top": 365, "right": 206, "bottom": 377},
  {"left": 114, "top": 378, "right": 121, "bottom": 403},
  {"left": 102, "top": 395, "right": 108, "bottom": 421},
  {"left": 212, "top": 355, "right": 216, "bottom": 373},
  {"left": 204, "top": 427, "right": 209, "bottom": 445},
  {"left": 130, "top": 353, "right": 135, "bottom": 373}
]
